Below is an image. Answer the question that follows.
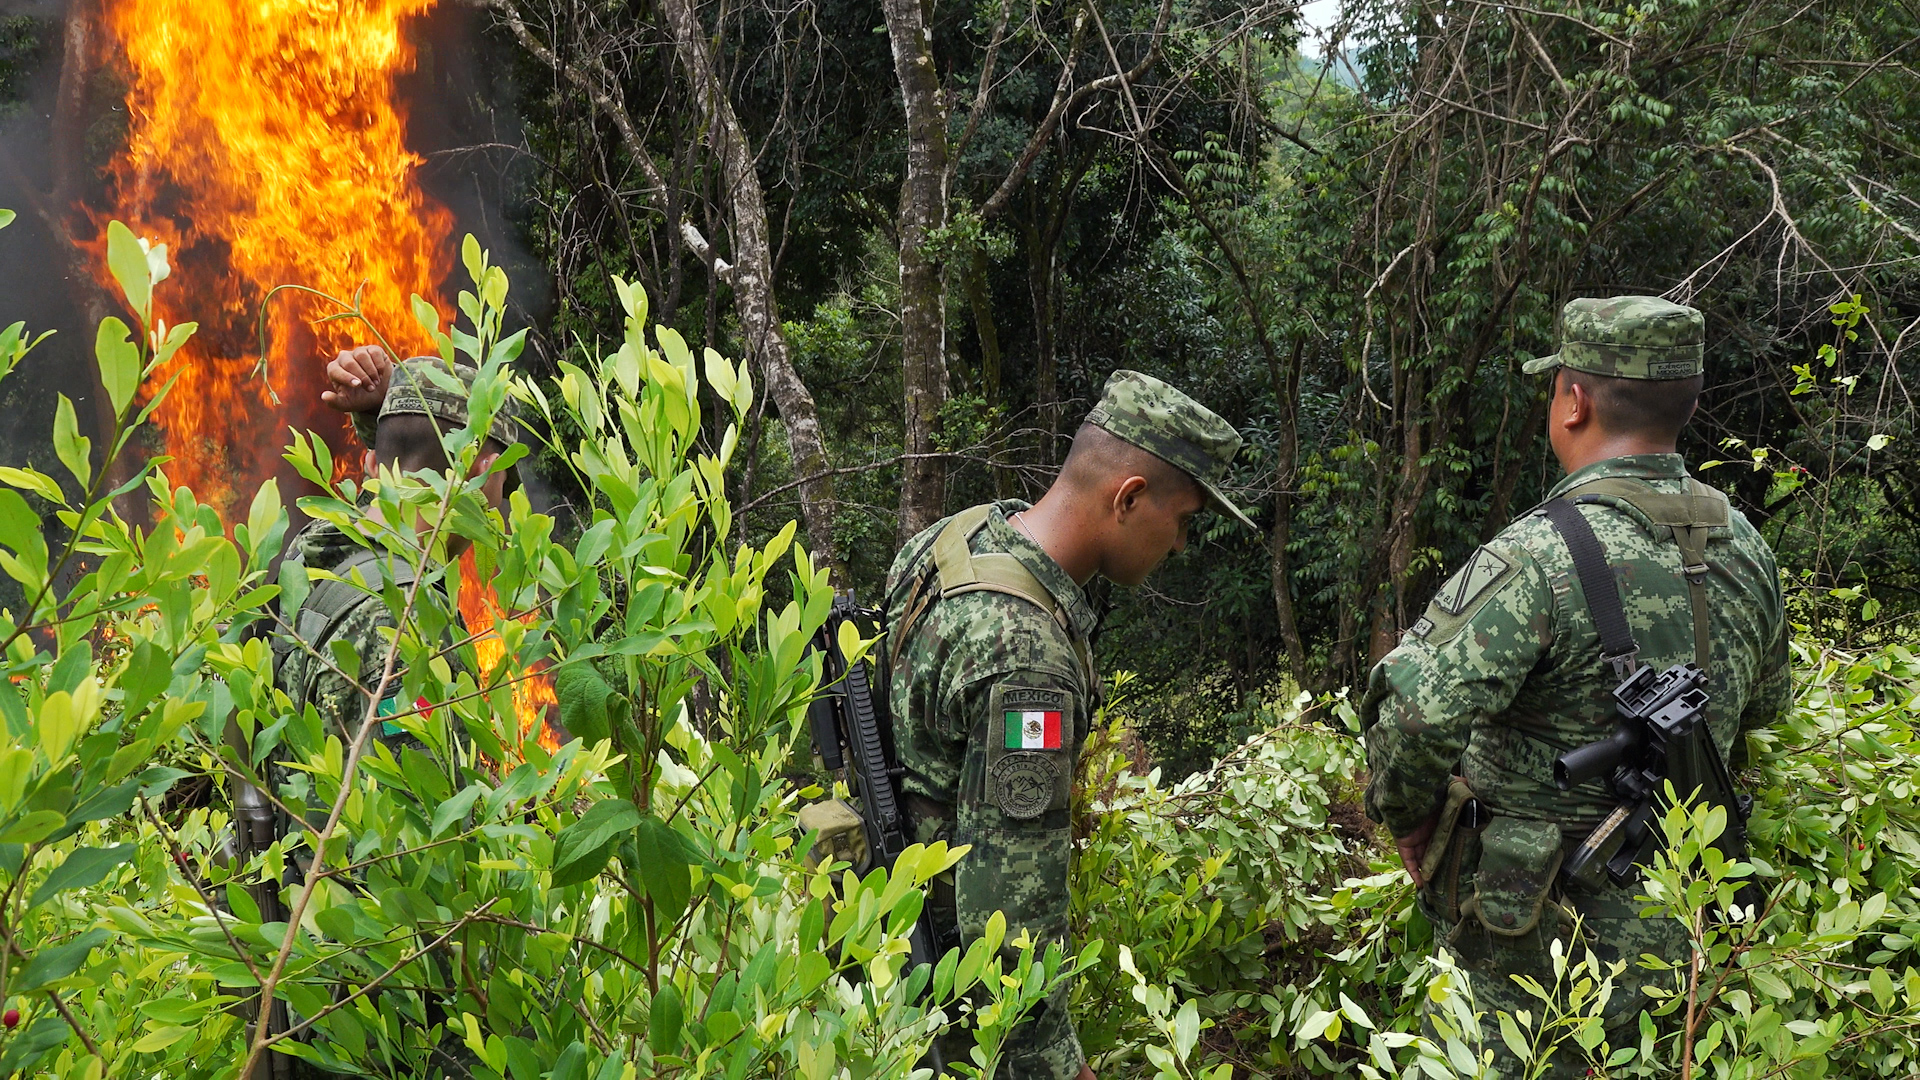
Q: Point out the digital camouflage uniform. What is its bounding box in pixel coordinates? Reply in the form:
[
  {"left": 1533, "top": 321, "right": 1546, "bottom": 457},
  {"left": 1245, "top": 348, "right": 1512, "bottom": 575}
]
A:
[
  {"left": 260, "top": 358, "right": 522, "bottom": 1080},
  {"left": 276, "top": 357, "right": 520, "bottom": 744},
  {"left": 887, "top": 371, "right": 1251, "bottom": 1079},
  {"left": 1361, "top": 298, "right": 1791, "bottom": 1077}
]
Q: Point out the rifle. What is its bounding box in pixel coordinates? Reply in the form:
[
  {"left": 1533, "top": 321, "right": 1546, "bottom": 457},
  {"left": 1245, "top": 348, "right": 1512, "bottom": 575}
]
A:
[
  {"left": 1556, "top": 661, "right": 1753, "bottom": 890},
  {"left": 805, "top": 594, "right": 949, "bottom": 977}
]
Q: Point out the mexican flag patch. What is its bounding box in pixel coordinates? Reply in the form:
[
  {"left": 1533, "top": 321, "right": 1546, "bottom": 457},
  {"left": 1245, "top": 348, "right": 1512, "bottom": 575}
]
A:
[{"left": 1004, "top": 709, "right": 1062, "bottom": 750}]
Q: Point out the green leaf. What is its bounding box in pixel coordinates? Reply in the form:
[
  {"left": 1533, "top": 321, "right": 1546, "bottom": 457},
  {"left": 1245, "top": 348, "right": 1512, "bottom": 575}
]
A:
[
  {"left": 29, "top": 843, "right": 135, "bottom": 907},
  {"left": 0, "top": 809, "right": 64, "bottom": 844},
  {"left": 130, "top": 1026, "right": 193, "bottom": 1053},
  {"left": 53, "top": 394, "right": 91, "bottom": 489},
  {"left": 15, "top": 927, "right": 107, "bottom": 992},
  {"left": 632, "top": 816, "right": 698, "bottom": 924},
  {"left": 329, "top": 637, "right": 362, "bottom": 683},
  {"left": 648, "top": 982, "right": 684, "bottom": 1056},
  {"left": 119, "top": 640, "right": 172, "bottom": 721},
  {"left": 550, "top": 798, "right": 641, "bottom": 887},
  {"left": 279, "top": 559, "right": 312, "bottom": 630},
  {"left": 0, "top": 467, "right": 66, "bottom": 506},
  {"left": 431, "top": 784, "right": 484, "bottom": 838},
  {"left": 96, "top": 316, "right": 140, "bottom": 419},
  {"left": 106, "top": 220, "right": 151, "bottom": 322},
  {"left": 0, "top": 208, "right": 14, "bottom": 230},
  {"left": 1173, "top": 998, "right": 1201, "bottom": 1060},
  {"left": 1749, "top": 969, "right": 1793, "bottom": 999}
]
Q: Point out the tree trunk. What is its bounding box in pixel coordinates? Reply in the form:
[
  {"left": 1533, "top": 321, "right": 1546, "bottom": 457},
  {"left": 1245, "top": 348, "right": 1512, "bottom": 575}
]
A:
[
  {"left": 654, "top": 0, "right": 842, "bottom": 576},
  {"left": 883, "top": 0, "right": 952, "bottom": 544},
  {"left": 1268, "top": 339, "right": 1313, "bottom": 691}
]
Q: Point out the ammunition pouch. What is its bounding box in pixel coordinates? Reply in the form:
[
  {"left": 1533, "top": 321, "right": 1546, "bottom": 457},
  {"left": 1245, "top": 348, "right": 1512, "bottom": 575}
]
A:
[
  {"left": 1459, "top": 817, "right": 1568, "bottom": 939},
  {"left": 798, "top": 798, "right": 873, "bottom": 877}
]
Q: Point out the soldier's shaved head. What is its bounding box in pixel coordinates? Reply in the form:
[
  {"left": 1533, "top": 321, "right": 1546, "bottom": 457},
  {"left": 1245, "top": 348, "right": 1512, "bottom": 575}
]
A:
[
  {"left": 1556, "top": 369, "right": 1703, "bottom": 443},
  {"left": 1059, "top": 422, "right": 1203, "bottom": 503}
]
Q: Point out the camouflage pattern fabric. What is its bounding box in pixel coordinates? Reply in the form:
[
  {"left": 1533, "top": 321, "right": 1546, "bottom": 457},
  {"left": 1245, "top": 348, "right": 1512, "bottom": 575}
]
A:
[
  {"left": 887, "top": 500, "right": 1100, "bottom": 1080},
  {"left": 275, "top": 516, "right": 436, "bottom": 750},
  {"left": 352, "top": 355, "right": 525, "bottom": 451},
  {"left": 1521, "top": 296, "right": 1706, "bottom": 380},
  {"left": 1361, "top": 454, "right": 1790, "bottom": 1075},
  {"left": 1085, "top": 369, "right": 1255, "bottom": 530}
]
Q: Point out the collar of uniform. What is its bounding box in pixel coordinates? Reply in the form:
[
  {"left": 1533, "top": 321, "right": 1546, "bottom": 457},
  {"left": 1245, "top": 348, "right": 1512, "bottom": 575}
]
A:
[
  {"left": 1546, "top": 453, "right": 1688, "bottom": 500},
  {"left": 981, "top": 500, "right": 1099, "bottom": 641}
]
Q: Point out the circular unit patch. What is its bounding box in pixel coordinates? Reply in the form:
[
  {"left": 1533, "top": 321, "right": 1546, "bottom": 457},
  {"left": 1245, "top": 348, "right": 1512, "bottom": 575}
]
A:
[{"left": 989, "top": 753, "right": 1059, "bottom": 820}]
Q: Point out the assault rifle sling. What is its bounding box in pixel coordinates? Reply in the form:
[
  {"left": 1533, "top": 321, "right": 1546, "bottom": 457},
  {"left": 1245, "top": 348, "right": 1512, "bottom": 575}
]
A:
[{"left": 1541, "top": 491, "right": 1750, "bottom": 888}]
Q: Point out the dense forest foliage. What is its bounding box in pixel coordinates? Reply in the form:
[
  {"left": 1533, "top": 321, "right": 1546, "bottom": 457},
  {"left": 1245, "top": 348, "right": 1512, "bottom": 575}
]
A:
[
  {"left": 479, "top": 0, "right": 1920, "bottom": 772},
  {"left": 0, "top": 0, "right": 1916, "bottom": 1075}
]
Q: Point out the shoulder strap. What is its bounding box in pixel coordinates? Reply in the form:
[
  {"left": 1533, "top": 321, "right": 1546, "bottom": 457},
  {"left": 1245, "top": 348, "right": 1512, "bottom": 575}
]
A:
[
  {"left": 1540, "top": 499, "right": 1641, "bottom": 680},
  {"left": 894, "top": 504, "right": 1091, "bottom": 686},
  {"left": 1560, "top": 475, "right": 1727, "bottom": 673},
  {"left": 285, "top": 547, "right": 424, "bottom": 709}
]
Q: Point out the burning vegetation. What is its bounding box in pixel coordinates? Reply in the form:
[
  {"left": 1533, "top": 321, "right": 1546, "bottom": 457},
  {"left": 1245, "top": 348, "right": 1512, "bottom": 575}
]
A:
[{"left": 91, "top": 0, "right": 557, "bottom": 752}]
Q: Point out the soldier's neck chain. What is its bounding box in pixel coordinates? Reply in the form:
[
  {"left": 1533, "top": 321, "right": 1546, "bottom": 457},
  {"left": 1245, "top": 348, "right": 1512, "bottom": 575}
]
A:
[{"left": 1011, "top": 511, "right": 1040, "bottom": 546}]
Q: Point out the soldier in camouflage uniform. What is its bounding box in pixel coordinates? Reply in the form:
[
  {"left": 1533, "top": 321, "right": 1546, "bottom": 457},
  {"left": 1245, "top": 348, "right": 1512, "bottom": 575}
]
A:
[
  {"left": 277, "top": 351, "right": 519, "bottom": 745},
  {"left": 1360, "top": 297, "right": 1791, "bottom": 1076},
  {"left": 887, "top": 371, "right": 1255, "bottom": 1079}
]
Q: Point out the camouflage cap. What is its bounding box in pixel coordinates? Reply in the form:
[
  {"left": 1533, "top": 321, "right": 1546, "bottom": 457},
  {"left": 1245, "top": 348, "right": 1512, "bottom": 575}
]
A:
[
  {"left": 1085, "top": 370, "right": 1255, "bottom": 530},
  {"left": 1521, "top": 296, "right": 1705, "bottom": 380},
  {"left": 377, "top": 356, "right": 523, "bottom": 446}
]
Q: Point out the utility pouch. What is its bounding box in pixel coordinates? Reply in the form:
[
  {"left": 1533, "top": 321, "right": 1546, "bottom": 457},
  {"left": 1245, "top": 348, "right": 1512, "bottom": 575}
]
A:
[
  {"left": 1419, "top": 778, "right": 1478, "bottom": 884},
  {"left": 1419, "top": 778, "right": 1485, "bottom": 924},
  {"left": 1459, "top": 816, "right": 1566, "bottom": 938},
  {"left": 798, "top": 798, "right": 872, "bottom": 876}
]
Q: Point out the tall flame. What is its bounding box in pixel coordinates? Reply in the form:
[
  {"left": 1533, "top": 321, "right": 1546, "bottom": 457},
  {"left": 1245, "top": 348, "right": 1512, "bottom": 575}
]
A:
[
  {"left": 99, "top": 0, "right": 556, "bottom": 747},
  {"left": 99, "top": 0, "right": 452, "bottom": 514},
  {"left": 459, "top": 550, "right": 562, "bottom": 754}
]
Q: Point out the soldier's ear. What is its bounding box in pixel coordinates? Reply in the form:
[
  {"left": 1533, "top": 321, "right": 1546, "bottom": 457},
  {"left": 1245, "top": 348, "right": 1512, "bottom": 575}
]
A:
[
  {"left": 1112, "top": 474, "right": 1149, "bottom": 519},
  {"left": 362, "top": 450, "right": 378, "bottom": 478}
]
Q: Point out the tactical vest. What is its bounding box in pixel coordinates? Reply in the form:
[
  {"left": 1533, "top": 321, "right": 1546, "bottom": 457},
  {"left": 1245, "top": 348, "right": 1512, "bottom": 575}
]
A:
[{"left": 888, "top": 503, "right": 1096, "bottom": 692}]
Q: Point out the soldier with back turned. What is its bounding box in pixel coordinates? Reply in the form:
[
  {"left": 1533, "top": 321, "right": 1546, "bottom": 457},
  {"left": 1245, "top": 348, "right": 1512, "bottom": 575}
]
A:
[
  {"left": 1360, "top": 297, "right": 1791, "bottom": 1077},
  {"left": 886, "top": 371, "right": 1256, "bottom": 1079}
]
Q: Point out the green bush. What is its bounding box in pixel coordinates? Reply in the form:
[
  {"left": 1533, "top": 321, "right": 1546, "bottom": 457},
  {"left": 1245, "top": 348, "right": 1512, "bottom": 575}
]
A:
[
  {"left": 1073, "top": 635, "right": 1920, "bottom": 1079},
  {"left": 0, "top": 215, "right": 1082, "bottom": 1079},
  {"left": 10, "top": 207, "right": 1920, "bottom": 1080}
]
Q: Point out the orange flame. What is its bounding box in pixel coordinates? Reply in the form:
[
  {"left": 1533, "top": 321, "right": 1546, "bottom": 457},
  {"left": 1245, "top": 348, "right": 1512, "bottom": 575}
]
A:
[
  {"left": 98, "top": 0, "right": 557, "bottom": 746},
  {"left": 459, "top": 549, "right": 561, "bottom": 754},
  {"left": 98, "top": 0, "right": 452, "bottom": 515}
]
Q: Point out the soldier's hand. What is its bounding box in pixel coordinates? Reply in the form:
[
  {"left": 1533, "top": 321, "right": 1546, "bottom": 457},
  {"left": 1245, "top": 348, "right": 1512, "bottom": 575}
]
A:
[
  {"left": 322, "top": 345, "right": 393, "bottom": 414},
  {"left": 1394, "top": 813, "right": 1438, "bottom": 888},
  {"left": 1077, "top": 1066, "right": 1096, "bottom": 1080}
]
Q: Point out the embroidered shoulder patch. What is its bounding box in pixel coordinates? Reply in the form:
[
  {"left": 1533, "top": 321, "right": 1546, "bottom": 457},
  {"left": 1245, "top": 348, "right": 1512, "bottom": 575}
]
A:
[
  {"left": 985, "top": 683, "right": 1075, "bottom": 820},
  {"left": 1430, "top": 547, "right": 1513, "bottom": 616},
  {"left": 990, "top": 754, "right": 1060, "bottom": 819}
]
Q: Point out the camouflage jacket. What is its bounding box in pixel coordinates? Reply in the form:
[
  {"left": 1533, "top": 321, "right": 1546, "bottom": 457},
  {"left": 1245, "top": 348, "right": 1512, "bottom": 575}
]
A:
[
  {"left": 1361, "top": 455, "right": 1791, "bottom": 838},
  {"left": 886, "top": 500, "right": 1099, "bottom": 1080},
  {"left": 275, "top": 516, "right": 442, "bottom": 747}
]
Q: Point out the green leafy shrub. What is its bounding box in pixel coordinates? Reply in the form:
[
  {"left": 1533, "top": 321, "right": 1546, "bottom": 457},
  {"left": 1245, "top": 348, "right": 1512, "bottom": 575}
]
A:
[
  {"left": 0, "top": 214, "right": 1081, "bottom": 1079},
  {"left": 1074, "top": 634, "right": 1920, "bottom": 1079}
]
